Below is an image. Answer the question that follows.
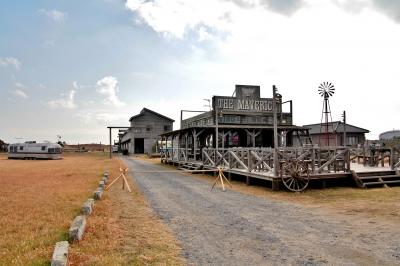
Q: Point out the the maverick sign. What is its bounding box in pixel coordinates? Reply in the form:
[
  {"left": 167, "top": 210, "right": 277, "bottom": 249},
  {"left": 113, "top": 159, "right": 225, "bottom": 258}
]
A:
[
  {"left": 212, "top": 85, "right": 277, "bottom": 112},
  {"left": 214, "top": 97, "right": 274, "bottom": 112}
]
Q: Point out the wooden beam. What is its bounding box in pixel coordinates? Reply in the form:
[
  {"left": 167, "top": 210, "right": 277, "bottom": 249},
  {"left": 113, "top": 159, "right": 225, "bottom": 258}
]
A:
[
  {"left": 229, "top": 150, "right": 249, "bottom": 170},
  {"left": 317, "top": 149, "right": 347, "bottom": 173}
]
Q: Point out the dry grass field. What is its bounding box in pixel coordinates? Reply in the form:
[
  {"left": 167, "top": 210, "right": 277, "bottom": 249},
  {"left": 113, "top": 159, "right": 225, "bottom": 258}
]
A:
[{"left": 0, "top": 152, "right": 183, "bottom": 265}]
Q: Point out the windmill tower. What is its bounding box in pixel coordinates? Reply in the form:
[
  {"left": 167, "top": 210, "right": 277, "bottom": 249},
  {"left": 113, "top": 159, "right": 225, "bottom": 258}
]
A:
[{"left": 318, "top": 82, "right": 336, "bottom": 146}]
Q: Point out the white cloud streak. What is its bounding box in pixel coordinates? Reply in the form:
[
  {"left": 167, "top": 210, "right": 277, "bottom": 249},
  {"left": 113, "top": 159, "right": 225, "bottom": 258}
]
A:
[
  {"left": 96, "top": 76, "right": 125, "bottom": 107},
  {"left": 0, "top": 57, "right": 21, "bottom": 70},
  {"left": 38, "top": 9, "right": 68, "bottom": 23},
  {"left": 48, "top": 86, "right": 77, "bottom": 109},
  {"left": 12, "top": 89, "right": 28, "bottom": 99}
]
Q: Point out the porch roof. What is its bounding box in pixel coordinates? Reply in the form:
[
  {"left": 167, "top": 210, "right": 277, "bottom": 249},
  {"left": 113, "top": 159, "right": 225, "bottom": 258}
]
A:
[{"left": 160, "top": 124, "right": 309, "bottom": 137}]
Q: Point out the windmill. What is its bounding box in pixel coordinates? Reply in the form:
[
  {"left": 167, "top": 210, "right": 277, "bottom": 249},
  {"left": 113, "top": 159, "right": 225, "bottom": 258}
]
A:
[{"left": 318, "top": 82, "right": 336, "bottom": 146}]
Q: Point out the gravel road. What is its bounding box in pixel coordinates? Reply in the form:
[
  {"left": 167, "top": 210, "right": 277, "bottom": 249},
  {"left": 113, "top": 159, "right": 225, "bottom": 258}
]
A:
[{"left": 122, "top": 157, "right": 400, "bottom": 266}]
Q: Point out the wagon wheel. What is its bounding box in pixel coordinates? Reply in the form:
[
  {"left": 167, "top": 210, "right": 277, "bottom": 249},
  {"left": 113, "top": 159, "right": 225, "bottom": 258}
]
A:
[{"left": 281, "top": 160, "right": 310, "bottom": 192}]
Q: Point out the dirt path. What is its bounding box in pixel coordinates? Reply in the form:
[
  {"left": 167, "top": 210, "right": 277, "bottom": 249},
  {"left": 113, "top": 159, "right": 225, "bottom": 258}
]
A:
[{"left": 122, "top": 157, "right": 400, "bottom": 265}]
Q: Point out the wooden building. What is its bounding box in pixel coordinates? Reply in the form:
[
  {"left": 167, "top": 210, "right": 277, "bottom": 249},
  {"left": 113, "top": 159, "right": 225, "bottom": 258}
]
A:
[
  {"left": 120, "top": 108, "right": 174, "bottom": 154},
  {"left": 304, "top": 121, "right": 369, "bottom": 147},
  {"left": 160, "top": 85, "right": 310, "bottom": 161}
]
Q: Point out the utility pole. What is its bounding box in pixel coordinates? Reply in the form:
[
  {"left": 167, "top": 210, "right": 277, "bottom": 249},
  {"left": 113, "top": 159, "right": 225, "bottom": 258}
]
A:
[{"left": 342, "top": 110, "right": 347, "bottom": 146}]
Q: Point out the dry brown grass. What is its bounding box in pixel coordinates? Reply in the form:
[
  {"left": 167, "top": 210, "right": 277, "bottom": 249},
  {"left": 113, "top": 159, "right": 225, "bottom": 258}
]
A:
[
  {"left": 69, "top": 160, "right": 184, "bottom": 265},
  {"left": 0, "top": 153, "right": 183, "bottom": 265}
]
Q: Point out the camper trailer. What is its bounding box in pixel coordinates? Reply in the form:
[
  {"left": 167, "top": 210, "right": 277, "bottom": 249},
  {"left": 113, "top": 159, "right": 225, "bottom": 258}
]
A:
[{"left": 8, "top": 141, "right": 63, "bottom": 160}]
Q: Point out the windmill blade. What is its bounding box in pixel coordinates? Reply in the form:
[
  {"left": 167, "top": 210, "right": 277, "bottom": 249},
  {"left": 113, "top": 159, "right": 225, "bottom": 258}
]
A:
[{"left": 318, "top": 81, "right": 335, "bottom": 98}]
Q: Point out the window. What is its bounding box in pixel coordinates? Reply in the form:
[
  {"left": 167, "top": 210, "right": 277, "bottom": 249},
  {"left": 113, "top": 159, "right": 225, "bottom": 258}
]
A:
[
  {"left": 134, "top": 128, "right": 141, "bottom": 133},
  {"left": 41, "top": 146, "right": 46, "bottom": 151},
  {"left": 19, "top": 146, "right": 23, "bottom": 151},
  {"left": 146, "top": 126, "right": 152, "bottom": 132},
  {"left": 164, "top": 125, "right": 171, "bottom": 132},
  {"left": 48, "top": 148, "right": 54, "bottom": 153},
  {"left": 347, "top": 136, "right": 358, "bottom": 145}
]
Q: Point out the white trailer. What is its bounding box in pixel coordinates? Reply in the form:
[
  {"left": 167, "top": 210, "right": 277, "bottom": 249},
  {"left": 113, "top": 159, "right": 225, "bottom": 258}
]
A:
[{"left": 8, "top": 141, "right": 63, "bottom": 160}]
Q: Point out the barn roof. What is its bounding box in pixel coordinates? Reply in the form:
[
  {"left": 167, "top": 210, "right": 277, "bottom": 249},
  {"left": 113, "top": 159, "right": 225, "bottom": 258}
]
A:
[
  {"left": 129, "top": 108, "right": 175, "bottom": 122},
  {"left": 304, "top": 121, "right": 369, "bottom": 134}
]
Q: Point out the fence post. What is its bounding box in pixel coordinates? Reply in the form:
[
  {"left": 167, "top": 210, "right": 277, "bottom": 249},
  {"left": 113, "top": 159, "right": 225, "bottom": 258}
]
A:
[
  {"left": 248, "top": 148, "right": 252, "bottom": 172},
  {"left": 311, "top": 147, "right": 315, "bottom": 175}
]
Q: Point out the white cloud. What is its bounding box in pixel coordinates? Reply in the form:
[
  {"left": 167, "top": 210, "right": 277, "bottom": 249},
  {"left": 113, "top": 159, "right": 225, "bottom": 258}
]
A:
[
  {"left": 0, "top": 57, "right": 21, "bottom": 70},
  {"left": 48, "top": 86, "right": 77, "bottom": 109},
  {"left": 12, "top": 89, "right": 28, "bottom": 99},
  {"left": 77, "top": 110, "right": 128, "bottom": 126},
  {"left": 14, "top": 82, "right": 27, "bottom": 89},
  {"left": 125, "top": 0, "right": 235, "bottom": 38},
  {"left": 126, "top": 0, "right": 400, "bottom": 139},
  {"left": 38, "top": 9, "right": 68, "bottom": 23},
  {"left": 96, "top": 76, "right": 125, "bottom": 107}
]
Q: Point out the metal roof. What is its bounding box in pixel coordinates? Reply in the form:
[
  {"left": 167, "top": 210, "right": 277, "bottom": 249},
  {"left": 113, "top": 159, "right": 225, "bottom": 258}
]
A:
[
  {"left": 129, "top": 108, "right": 175, "bottom": 122},
  {"left": 160, "top": 124, "right": 309, "bottom": 137},
  {"left": 303, "top": 121, "right": 369, "bottom": 134}
]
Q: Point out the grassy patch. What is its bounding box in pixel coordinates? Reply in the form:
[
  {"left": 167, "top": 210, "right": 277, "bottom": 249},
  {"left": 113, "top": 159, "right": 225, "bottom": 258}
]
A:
[
  {"left": 0, "top": 153, "right": 184, "bottom": 265},
  {"left": 68, "top": 156, "right": 184, "bottom": 265}
]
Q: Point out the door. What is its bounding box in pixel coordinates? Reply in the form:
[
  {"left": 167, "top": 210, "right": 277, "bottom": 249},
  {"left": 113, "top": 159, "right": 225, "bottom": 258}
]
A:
[{"left": 134, "top": 138, "right": 144, "bottom": 154}]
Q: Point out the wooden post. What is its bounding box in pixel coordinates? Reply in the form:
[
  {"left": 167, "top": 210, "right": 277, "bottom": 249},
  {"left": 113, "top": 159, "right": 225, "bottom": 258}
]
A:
[
  {"left": 311, "top": 147, "right": 315, "bottom": 174},
  {"left": 109, "top": 127, "right": 112, "bottom": 159},
  {"left": 170, "top": 135, "right": 173, "bottom": 152},
  {"left": 246, "top": 176, "right": 251, "bottom": 186},
  {"left": 247, "top": 148, "right": 252, "bottom": 176},
  {"left": 185, "top": 133, "right": 188, "bottom": 162},
  {"left": 342, "top": 111, "right": 347, "bottom": 146},
  {"left": 252, "top": 130, "right": 256, "bottom": 148},
  {"left": 193, "top": 129, "right": 197, "bottom": 161},
  {"left": 273, "top": 85, "right": 279, "bottom": 177},
  {"left": 215, "top": 105, "right": 218, "bottom": 151},
  {"left": 272, "top": 179, "right": 280, "bottom": 191},
  {"left": 390, "top": 148, "right": 394, "bottom": 170},
  {"left": 221, "top": 130, "right": 225, "bottom": 151},
  {"left": 363, "top": 146, "right": 366, "bottom": 166}
]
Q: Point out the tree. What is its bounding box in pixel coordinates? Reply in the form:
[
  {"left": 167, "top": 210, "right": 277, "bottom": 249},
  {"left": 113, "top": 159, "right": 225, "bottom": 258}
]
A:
[{"left": 0, "top": 139, "right": 8, "bottom": 152}]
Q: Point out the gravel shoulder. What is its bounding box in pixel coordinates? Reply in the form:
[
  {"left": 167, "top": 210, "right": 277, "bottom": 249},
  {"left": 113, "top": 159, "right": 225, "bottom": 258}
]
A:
[{"left": 122, "top": 157, "right": 400, "bottom": 266}]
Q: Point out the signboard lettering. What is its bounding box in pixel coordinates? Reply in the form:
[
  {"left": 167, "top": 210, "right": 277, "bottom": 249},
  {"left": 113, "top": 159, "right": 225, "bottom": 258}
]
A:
[{"left": 216, "top": 98, "right": 274, "bottom": 112}]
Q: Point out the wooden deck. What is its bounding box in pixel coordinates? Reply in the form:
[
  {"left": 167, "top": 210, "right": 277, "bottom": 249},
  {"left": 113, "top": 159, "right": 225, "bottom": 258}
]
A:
[{"left": 161, "top": 147, "right": 400, "bottom": 191}]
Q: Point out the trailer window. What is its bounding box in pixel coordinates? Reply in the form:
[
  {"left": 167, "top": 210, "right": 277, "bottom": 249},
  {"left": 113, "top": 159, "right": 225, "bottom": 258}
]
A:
[
  {"left": 48, "top": 148, "right": 54, "bottom": 153},
  {"left": 19, "top": 146, "right": 23, "bottom": 150},
  {"left": 41, "top": 146, "right": 46, "bottom": 151}
]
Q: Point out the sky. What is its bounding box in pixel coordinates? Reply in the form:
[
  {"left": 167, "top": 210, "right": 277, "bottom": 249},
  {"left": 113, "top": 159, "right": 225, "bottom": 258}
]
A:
[{"left": 1, "top": 0, "right": 400, "bottom": 144}]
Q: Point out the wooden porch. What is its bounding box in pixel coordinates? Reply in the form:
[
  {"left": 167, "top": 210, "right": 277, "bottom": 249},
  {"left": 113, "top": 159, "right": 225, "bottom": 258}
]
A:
[{"left": 161, "top": 146, "right": 400, "bottom": 191}]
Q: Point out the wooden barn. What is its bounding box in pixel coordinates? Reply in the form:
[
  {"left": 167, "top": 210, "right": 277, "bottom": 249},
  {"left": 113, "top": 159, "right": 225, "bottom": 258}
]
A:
[{"left": 120, "top": 108, "right": 174, "bottom": 154}]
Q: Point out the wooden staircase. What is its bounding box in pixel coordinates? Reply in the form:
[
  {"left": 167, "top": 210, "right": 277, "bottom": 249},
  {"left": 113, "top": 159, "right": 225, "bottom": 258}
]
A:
[
  {"left": 178, "top": 162, "right": 203, "bottom": 172},
  {"left": 351, "top": 170, "right": 400, "bottom": 188}
]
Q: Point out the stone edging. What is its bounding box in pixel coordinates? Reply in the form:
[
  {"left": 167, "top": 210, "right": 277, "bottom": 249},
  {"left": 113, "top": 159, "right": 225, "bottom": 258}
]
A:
[{"left": 50, "top": 170, "right": 109, "bottom": 266}]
